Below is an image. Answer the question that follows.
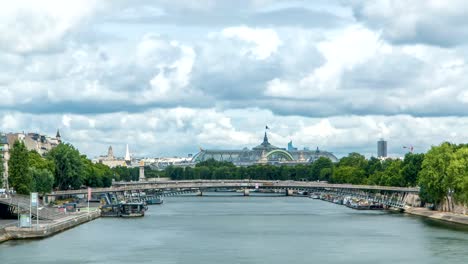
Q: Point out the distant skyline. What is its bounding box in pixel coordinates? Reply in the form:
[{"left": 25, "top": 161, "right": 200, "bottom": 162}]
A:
[{"left": 1, "top": 1, "right": 468, "bottom": 158}]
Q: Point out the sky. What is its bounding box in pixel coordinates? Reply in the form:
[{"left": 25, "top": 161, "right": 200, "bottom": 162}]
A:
[{"left": 1, "top": 0, "right": 468, "bottom": 159}]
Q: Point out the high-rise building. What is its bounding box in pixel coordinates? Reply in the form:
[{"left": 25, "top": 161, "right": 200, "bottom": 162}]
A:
[{"left": 377, "top": 139, "right": 387, "bottom": 158}]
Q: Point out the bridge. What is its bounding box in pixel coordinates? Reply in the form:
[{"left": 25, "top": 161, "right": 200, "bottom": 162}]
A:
[
  {"left": 48, "top": 180, "right": 419, "bottom": 196},
  {"left": 45, "top": 180, "right": 419, "bottom": 210},
  {"left": 0, "top": 195, "right": 67, "bottom": 220},
  {"left": 1, "top": 181, "right": 420, "bottom": 218}
]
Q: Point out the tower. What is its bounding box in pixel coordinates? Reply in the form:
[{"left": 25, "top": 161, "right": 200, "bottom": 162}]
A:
[
  {"left": 107, "top": 146, "right": 114, "bottom": 159},
  {"left": 139, "top": 160, "right": 145, "bottom": 181},
  {"left": 125, "top": 144, "right": 131, "bottom": 162},
  {"left": 56, "top": 129, "right": 61, "bottom": 143},
  {"left": 377, "top": 139, "right": 387, "bottom": 158}
]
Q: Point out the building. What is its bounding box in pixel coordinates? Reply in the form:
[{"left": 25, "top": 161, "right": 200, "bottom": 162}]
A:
[
  {"left": 96, "top": 146, "right": 129, "bottom": 168},
  {"left": 5, "top": 130, "right": 61, "bottom": 156},
  {"left": 192, "top": 131, "right": 338, "bottom": 166},
  {"left": 377, "top": 138, "right": 387, "bottom": 158},
  {"left": 1, "top": 133, "right": 9, "bottom": 189},
  {"left": 287, "top": 141, "right": 298, "bottom": 151},
  {"left": 1, "top": 130, "right": 61, "bottom": 189}
]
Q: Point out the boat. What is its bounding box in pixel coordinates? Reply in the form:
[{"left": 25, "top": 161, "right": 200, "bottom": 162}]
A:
[
  {"left": 120, "top": 202, "right": 146, "bottom": 217},
  {"left": 146, "top": 196, "right": 164, "bottom": 205},
  {"left": 310, "top": 193, "right": 320, "bottom": 199}
]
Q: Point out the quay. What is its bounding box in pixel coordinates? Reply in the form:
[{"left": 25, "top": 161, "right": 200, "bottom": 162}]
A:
[
  {"left": 405, "top": 207, "right": 468, "bottom": 225},
  {"left": 0, "top": 210, "right": 100, "bottom": 243}
]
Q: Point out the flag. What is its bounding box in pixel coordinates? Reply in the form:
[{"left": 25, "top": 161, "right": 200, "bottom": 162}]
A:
[
  {"left": 265, "top": 125, "right": 269, "bottom": 130},
  {"left": 88, "top": 187, "right": 92, "bottom": 201}
]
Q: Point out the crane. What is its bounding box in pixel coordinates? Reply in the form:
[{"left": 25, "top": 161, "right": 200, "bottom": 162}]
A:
[{"left": 403, "top": 145, "right": 414, "bottom": 153}]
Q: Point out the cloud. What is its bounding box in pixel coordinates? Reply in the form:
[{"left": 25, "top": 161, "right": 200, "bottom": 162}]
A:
[
  {"left": 221, "top": 26, "right": 282, "bottom": 60},
  {"left": 352, "top": 0, "right": 468, "bottom": 47},
  {"left": 1, "top": 1, "right": 468, "bottom": 158},
  {"left": 0, "top": 0, "right": 101, "bottom": 54}
]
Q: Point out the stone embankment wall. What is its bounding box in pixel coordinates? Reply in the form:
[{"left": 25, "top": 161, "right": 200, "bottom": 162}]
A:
[
  {"left": 4, "top": 211, "right": 100, "bottom": 241},
  {"left": 0, "top": 227, "right": 10, "bottom": 243},
  {"left": 437, "top": 196, "right": 467, "bottom": 215},
  {"left": 403, "top": 193, "right": 421, "bottom": 207}
]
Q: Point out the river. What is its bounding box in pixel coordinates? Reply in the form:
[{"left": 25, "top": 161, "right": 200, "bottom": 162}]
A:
[{"left": 1, "top": 196, "right": 468, "bottom": 264}]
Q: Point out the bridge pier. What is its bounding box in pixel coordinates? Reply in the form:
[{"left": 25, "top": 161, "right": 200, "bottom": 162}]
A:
[{"left": 243, "top": 189, "right": 250, "bottom": 196}]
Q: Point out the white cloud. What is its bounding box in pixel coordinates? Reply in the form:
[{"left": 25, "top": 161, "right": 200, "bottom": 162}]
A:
[
  {"left": 1, "top": 1, "right": 468, "bottom": 158},
  {"left": 221, "top": 26, "right": 282, "bottom": 60},
  {"left": 0, "top": 0, "right": 100, "bottom": 54}
]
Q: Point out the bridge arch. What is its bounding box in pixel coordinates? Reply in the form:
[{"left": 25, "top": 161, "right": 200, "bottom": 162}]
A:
[{"left": 265, "top": 149, "right": 294, "bottom": 161}]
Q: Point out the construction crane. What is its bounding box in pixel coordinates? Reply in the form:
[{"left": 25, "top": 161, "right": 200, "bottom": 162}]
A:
[{"left": 403, "top": 145, "right": 414, "bottom": 153}]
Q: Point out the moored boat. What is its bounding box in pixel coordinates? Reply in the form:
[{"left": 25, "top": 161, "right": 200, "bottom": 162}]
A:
[
  {"left": 121, "top": 202, "right": 146, "bottom": 217},
  {"left": 146, "top": 196, "right": 164, "bottom": 205}
]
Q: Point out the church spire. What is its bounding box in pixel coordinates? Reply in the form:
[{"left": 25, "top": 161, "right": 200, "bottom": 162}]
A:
[{"left": 56, "top": 129, "right": 61, "bottom": 143}]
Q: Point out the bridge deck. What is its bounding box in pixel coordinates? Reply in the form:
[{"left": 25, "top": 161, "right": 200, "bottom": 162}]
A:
[
  {"left": 0, "top": 195, "right": 67, "bottom": 220},
  {"left": 49, "top": 180, "right": 419, "bottom": 196}
]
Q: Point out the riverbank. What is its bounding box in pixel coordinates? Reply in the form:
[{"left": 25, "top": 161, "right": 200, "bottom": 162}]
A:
[
  {"left": 0, "top": 210, "right": 100, "bottom": 243},
  {"left": 405, "top": 207, "right": 468, "bottom": 225}
]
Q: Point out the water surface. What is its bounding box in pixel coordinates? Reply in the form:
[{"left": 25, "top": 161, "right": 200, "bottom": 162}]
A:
[{"left": 1, "top": 196, "right": 468, "bottom": 264}]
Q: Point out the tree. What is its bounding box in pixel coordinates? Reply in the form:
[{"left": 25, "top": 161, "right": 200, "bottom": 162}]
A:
[
  {"left": 447, "top": 147, "right": 468, "bottom": 205},
  {"left": 28, "top": 150, "right": 55, "bottom": 173},
  {"left": 311, "top": 157, "right": 333, "bottom": 181},
  {"left": 332, "top": 166, "right": 366, "bottom": 184},
  {"left": 418, "top": 142, "right": 455, "bottom": 205},
  {"left": 8, "top": 141, "right": 33, "bottom": 194},
  {"left": 365, "top": 157, "right": 383, "bottom": 177},
  {"left": 381, "top": 159, "right": 404, "bottom": 186},
  {"left": 47, "top": 143, "right": 84, "bottom": 190},
  {"left": 30, "top": 167, "right": 54, "bottom": 195},
  {"left": 339, "top": 153, "right": 368, "bottom": 170},
  {"left": 319, "top": 168, "right": 333, "bottom": 182},
  {"left": 401, "top": 153, "right": 424, "bottom": 187}
]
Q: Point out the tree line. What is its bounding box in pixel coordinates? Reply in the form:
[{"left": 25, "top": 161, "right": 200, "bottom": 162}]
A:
[
  {"left": 164, "top": 153, "right": 425, "bottom": 188},
  {"left": 6, "top": 140, "right": 166, "bottom": 195},
  {"left": 7, "top": 141, "right": 117, "bottom": 195},
  {"left": 5, "top": 139, "right": 468, "bottom": 207}
]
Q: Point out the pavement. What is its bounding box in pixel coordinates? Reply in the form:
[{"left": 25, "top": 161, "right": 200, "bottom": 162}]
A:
[{"left": 406, "top": 207, "right": 468, "bottom": 225}]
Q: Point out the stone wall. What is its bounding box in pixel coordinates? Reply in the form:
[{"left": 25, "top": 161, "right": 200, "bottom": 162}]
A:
[
  {"left": 5, "top": 211, "right": 100, "bottom": 240},
  {"left": 437, "top": 196, "right": 468, "bottom": 215},
  {"left": 403, "top": 193, "right": 421, "bottom": 207}
]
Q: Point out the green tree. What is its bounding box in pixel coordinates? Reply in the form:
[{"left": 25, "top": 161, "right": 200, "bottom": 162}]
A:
[
  {"left": 8, "top": 141, "right": 33, "bottom": 194},
  {"left": 332, "top": 166, "right": 366, "bottom": 184},
  {"left": 319, "top": 168, "right": 333, "bottom": 182},
  {"left": 401, "top": 153, "right": 424, "bottom": 187},
  {"left": 447, "top": 147, "right": 468, "bottom": 205},
  {"left": 418, "top": 142, "right": 455, "bottom": 205},
  {"left": 47, "top": 143, "right": 84, "bottom": 190},
  {"left": 30, "top": 167, "right": 54, "bottom": 195},
  {"left": 339, "top": 153, "right": 368, "bottom": 170},
  {"left": 365, "top": 157, "right": 383, "bottom": 177},
  {"left": 311, "top": 157, "right": 333, "bottom": 181},
  {"left": 382, "top": 159, "right": 404, "bottom": 186},
  {"left": 28, "top": 150, "right": 55, "bottom": 173}
]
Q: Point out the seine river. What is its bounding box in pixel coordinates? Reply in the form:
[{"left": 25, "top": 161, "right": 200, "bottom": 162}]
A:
[{"left": 1, "top": 196, "right": 468, "bottom": 264}]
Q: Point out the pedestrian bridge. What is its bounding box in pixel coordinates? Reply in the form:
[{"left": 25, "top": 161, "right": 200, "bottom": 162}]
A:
[
  {"left": 49, "top": 180, "right": 419, "bottom": 196},
  {"left": 0, "top": 195, "right": 66, "bottom": 220}
]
